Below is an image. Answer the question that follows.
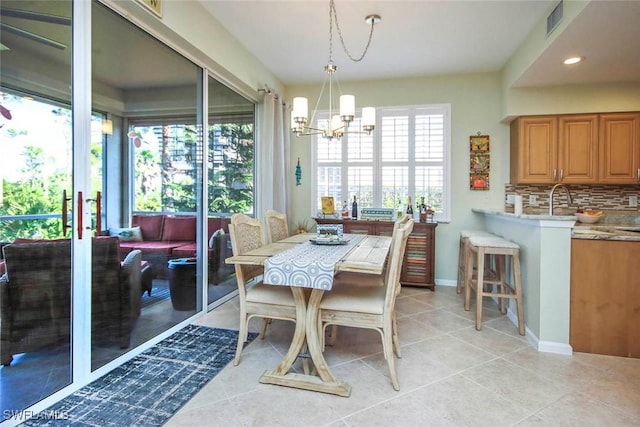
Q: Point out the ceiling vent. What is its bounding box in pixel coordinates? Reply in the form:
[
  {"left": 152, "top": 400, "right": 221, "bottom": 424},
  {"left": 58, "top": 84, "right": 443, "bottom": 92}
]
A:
[{"left": 546, "top": 0, "right": 563, "bottom": 36}]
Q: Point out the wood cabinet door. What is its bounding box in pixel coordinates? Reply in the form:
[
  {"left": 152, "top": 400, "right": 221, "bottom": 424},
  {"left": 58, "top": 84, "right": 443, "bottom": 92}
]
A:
[
  {"left": 558, "top": 114, "right": 599, "bottom": 183},
  {"left": 510, "top": 116, "right": 558, "bottom": 183},
  {"left": 570, "top": 239, "right": 640, "bottom": 358},
  {"left": 598, "top": 113, "right": 640, "bottom": 184}
]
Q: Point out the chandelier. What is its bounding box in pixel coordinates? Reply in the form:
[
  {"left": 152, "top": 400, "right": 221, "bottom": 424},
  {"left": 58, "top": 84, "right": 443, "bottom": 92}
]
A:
[{"left": 291, "top": 0, "right": 381, "bottom": 141}]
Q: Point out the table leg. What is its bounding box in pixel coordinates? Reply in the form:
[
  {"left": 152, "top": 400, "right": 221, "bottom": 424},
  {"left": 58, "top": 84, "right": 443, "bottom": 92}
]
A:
[{"left": 259, "top": 287, "right": 351, "bottom": 397}]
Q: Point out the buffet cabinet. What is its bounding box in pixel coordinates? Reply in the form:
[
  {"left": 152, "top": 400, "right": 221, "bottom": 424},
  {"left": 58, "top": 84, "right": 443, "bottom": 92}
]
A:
[{"left": 315, "top": 218, "right": 437, "bottom": 290}]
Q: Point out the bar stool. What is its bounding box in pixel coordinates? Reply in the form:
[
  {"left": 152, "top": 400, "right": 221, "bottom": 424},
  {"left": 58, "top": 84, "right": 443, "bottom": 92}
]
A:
[
  {"left": 456, "top": 229, "right": 495, "bottom": 294},
  {"left": 464, "top": 235, "right": 525, "bottom": 335}
]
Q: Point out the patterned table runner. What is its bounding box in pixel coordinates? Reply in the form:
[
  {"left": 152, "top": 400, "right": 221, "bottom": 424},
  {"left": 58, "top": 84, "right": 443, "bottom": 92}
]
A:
[{"left": 264, "top": 234, "right": 365, "bottom": 290}]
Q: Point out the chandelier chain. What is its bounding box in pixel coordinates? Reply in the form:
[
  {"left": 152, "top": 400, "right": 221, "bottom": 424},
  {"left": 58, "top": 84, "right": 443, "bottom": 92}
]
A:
[{"left": 329, "top": 0, "right": 376, "bottom": 63}]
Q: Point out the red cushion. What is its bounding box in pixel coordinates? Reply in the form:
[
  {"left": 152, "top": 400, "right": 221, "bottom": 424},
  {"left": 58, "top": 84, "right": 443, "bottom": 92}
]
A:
[
  {"left": 172, "top": 243, "right": 196, "bottom": 258},
  {"left": 0, "top": 259, "right": 5, "bottom": 276},
  {"left": 132, "top": 214, "right": 165, "bottom": 241},
  {"left": 119, "top": 241, "right": 190, "bottom": 256},
  {"left": 162, "top": 216, "right": 196, "bottom": 241}
]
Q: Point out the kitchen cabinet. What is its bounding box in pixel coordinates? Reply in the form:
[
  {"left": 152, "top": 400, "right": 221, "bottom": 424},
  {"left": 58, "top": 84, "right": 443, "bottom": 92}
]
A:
[
  {"left": 510, "top": 114, "right": 598, "bottom": 184},
  {"left": 570, "top": 238, "right": 640, "bottom": 358},
  {"left": 598, "top": 112, "right": 640, "bottom": 184},
  {"left": 315, "top": 218, "right": 437, "bottom": 290}
]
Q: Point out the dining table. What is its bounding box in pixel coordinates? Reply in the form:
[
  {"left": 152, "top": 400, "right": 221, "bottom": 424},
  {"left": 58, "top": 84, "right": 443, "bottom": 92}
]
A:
[{"left": 225, "top": 232, "right": 391, "bottom": 397}]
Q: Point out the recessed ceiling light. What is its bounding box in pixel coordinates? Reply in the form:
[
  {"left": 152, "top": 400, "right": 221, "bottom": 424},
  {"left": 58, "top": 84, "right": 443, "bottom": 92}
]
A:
[{"left": 563, "top": 56, "right": 584, "bottom": 65}]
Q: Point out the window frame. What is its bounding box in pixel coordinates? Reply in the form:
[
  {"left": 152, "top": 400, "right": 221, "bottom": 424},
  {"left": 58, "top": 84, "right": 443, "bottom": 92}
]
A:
[{"left": 310, "top": 103, "right": 451, "bottom": 222}]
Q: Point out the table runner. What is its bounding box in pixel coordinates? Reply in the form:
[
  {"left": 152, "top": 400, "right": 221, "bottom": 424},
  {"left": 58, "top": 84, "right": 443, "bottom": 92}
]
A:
[{"left": 263, "top": 234, "right": 365, "bottom": 290}]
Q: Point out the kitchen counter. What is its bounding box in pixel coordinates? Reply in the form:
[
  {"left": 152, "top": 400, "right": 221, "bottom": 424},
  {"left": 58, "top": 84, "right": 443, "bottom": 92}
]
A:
[
  {"left": 472, "top": 209, "right": 575, "bottom": 356},
  {"left": 472, "top": 208, "right": 640, "bottom": 356},
  {"left": 472, "top": 208, "right": 640, "bottom": 241}
]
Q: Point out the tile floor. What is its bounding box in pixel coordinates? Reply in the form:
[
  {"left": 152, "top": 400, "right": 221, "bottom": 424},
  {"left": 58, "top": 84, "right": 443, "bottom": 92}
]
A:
[{"left": 167, "top": 285, "right": 640, "bottom": 427}]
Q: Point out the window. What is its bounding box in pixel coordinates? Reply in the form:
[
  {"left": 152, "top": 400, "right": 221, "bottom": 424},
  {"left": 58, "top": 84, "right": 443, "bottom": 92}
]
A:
[{"left": 312, "top": 104, "right": 450, "bottom": 221}]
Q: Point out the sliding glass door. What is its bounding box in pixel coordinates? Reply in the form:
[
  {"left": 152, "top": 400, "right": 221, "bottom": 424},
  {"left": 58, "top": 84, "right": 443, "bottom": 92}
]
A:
[
  {"left": 90, "top": 2, "right": 203, "bottom": 370},
  {"left": 1, "top": 0, "right": 256, "bottom": 418},
  {"left": 0, "top": 0, "right": 74, "bottom": 416}
]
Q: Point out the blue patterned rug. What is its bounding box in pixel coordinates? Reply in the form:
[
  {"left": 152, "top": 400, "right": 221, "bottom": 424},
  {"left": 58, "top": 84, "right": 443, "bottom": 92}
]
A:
[
  {"left": 22, "top": 325, "right": 257, "bottom": 426},
  {"left": 140, "top": 285, "right": 171, "bottom": 309}
]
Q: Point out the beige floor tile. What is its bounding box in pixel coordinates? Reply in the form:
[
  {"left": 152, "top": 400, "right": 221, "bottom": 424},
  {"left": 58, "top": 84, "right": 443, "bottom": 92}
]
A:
[
  {"left": 168, "top": 282, "right": 639, "bottom": 427},
  {"left": 580, "top": 374, "right": 640, "bottom": 418},
  {"left": 532, "top": 392, "right": 639, "bottom": 426},
  {"left": 408, "top": 333, "right": 496, "bottom": 372},
  {"left": 348, "top": 375, "right": 531, "bottom": 427},
  {"left": 504, "top": 346, "right": 610, "bottom": 389},
  {"left": 361, "top": 345, "right": 458, "bottom": 392},
  {"left": 409, "top": 308, "right": 474, "bottom": 333},
  {"left": 409, "top": 285, "right": 460, "bottom": 309},
  {"left": 165, "top": 398, "right": 242, "bottom": 427},
  {"left": 394, "top": 315, "right": 447, "bottom": 344},
  {"left": 394, "top": 294, "right": 435, "bottom": 316},
  {"left": 461, "top": 358, "right": 573, "bottom": 413},
  {"left": 449, "top": 325, "right": 531, "bottom": 357}
]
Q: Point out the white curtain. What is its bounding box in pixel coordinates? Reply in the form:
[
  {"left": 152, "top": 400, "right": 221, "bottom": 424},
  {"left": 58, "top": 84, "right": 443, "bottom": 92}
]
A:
[{"left": 257, "top": 91, "right": 290, "bottom": 217}]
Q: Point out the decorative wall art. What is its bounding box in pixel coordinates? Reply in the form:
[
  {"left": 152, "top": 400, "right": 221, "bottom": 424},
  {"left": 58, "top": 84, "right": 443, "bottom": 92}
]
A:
[
  {"left": 295, "top": 157, "right": 302, "bottom": 186},
  {"left": 469, "top": 134, "right": 490, "bottom": 190},
  {"left": 321, "top": 196, "right": 335, "bottom": 216}
]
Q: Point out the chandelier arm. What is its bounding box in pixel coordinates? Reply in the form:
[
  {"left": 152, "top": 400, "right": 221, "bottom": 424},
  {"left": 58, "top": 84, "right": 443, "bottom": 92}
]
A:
[{"left": 329, "top": 0, "right": 377, "bottom": 63}]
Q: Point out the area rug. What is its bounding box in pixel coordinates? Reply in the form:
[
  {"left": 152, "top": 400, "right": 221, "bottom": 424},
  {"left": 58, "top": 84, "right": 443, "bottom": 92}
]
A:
[
  {"left": 140, "top": 285, "right": 171, "bottom": 309},
  {"left": 22, "top": 325, "right": 257, "bottom": 426}
]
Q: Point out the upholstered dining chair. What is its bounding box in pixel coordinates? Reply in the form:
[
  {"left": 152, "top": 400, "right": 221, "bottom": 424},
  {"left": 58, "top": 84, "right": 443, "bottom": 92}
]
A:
[
  {"left": 325, "top": 213, "right": 412, "bottom": 343},
  {"left": 228, "top": 213, "right": 297, "bottom": 365},
  {"left": 318, "top": 218, "right": 414, "bottom": 391},
  {"left": 264, "top": 209, "right": 289, "bottom": 243}
]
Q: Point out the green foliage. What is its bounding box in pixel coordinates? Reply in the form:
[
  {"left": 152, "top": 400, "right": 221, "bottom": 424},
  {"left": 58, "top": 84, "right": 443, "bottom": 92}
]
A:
[{"left": 208, "top": 123, "right": 254, "bottom": 214}]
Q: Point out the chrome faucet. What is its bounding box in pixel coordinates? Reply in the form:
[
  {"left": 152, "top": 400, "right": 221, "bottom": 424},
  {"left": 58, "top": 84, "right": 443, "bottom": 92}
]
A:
[{"left": 549, "top": 183, "right": 573, "bottom": 215}]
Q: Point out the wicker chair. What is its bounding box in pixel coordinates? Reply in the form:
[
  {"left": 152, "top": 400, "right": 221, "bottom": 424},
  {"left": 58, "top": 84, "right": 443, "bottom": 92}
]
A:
[
  {"left": 264, "top": 209, "right": 289, "bottom": 243},
  {"left": 0, "top": 237, "right": 141, "bottom": 366},
  {"left": 228, "top": 213, "right": 296, "bottom": 365}
]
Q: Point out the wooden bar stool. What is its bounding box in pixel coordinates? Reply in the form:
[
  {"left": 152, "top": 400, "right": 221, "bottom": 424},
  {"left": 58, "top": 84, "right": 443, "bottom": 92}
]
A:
[
  {"left": 456, "top": 230, "right": 495, "bottom": 294},
  {"left": 463, "top": 235, "right": 525, "bottom": 335}
]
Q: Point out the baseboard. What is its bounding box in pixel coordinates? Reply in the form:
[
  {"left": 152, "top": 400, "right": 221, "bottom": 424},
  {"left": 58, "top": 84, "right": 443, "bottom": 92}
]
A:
[
  {"left": 506, "top": 309, "right": 573, "bottom": 356},
  {"left": 435, "top": 278, "right": 456, "bottom": 287}
]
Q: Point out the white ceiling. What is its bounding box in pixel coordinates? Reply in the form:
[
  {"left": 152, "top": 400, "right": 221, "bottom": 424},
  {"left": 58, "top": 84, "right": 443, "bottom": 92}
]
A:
[{"left": 199, "top": 0, "right": 640, "bottom": 88}]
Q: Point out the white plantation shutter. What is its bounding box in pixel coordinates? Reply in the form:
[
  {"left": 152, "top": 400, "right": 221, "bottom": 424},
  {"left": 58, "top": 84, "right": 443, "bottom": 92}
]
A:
[{"left": 312, "top": 104, "right": 450, "bottom": 221}]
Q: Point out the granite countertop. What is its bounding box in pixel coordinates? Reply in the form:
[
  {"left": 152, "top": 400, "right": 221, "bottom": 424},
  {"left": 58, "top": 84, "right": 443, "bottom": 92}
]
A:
[{"left": 473, "top": 208, "right": 640, "bottom": 241}]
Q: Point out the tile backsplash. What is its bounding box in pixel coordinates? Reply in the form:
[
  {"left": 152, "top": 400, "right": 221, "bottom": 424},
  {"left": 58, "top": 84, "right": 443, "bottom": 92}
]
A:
[{"left": 505, "top": 184, "right": 640, "bottom": 213}]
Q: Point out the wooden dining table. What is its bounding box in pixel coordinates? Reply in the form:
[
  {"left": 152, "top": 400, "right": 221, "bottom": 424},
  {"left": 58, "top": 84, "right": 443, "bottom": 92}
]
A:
[{"left": 225, "top": 232, "right": 391, "bottom": 397}]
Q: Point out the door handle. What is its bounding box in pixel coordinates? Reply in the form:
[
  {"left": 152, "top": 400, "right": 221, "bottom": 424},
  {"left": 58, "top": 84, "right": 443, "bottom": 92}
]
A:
[
  {"left": 77, "top": 191, "right": 83, "bottom": 240},
  {"left": 87, "top": 191, "right": 102, "bottom": 235},
  {"left": 62, "top": 190, "right": 72, "bottom": 237}
]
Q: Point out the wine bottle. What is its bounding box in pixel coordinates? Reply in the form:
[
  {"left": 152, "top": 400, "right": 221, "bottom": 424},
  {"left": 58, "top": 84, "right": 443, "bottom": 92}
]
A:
[
  {"left": 351, "top": 195, "right": 358, "bottom": 219},
  {"left": 406, "top": 196, "right": 413, "bottom": 215}
]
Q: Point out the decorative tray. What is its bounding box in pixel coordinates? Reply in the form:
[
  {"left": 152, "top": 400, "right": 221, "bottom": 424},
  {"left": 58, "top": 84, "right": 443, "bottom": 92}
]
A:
[{"left": 310, "top": 238, "right": 349, "bottom": 246}]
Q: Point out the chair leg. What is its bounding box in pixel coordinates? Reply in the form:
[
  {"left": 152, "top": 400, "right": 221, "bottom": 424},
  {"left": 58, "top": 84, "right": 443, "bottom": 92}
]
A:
[
  {"left": 464, "top": 246, "right": 474, "bottom": 311},
  {"left": 259, "top": 318, "right": 270, "bottom": 339},
  {"left": 234, "top": 314, "right": 248, "bottom": 366},
  {"left": 456, "top": 237, "right": 466, "bottom": 294},
  {"left": 382, "top": 323, "right": 400, "bottom": 391},
  {"left": 475, "top": 248, "right": 485, "bottom": 331},
  {"left": 513, "top": 253, "right": 525, "bottom": 336},
  {"left": 327, "top": 324, "right": 338, "bottom": 346},
  {"left": 392, "top": 312, "right": 402, "bottom": 358},
  {"left": 497, "top": 255, "right": 507, "bottom": 314}
]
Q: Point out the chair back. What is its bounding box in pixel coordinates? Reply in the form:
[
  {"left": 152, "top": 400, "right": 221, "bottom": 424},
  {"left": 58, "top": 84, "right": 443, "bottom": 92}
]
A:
[
  {"left": 264, "top": 209, "right": 289, "bottom": 243},
  {"left": 383, "top": 219, "right": 414, "bottom": 315},
  {"left": 229, "top": 214, "right": 265, "bottom": 292}
]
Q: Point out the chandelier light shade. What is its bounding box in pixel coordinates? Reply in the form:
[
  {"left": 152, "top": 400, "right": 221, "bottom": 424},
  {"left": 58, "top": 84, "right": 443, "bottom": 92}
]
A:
[{"left": 291, "top": 0, "right": 381, "bottom": 141}]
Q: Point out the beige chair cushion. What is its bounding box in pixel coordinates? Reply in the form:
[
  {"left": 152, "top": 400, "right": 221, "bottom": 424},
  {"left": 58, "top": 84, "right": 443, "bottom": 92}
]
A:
[
  {"left": 320, "top": 284, "right": 386, "bottom": 315},
  {"left": 332, "top": 271, "right": 384, "bottom": 287},
  {"left": 246, "top": 282, "right": 296, "bottom": 306}
]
